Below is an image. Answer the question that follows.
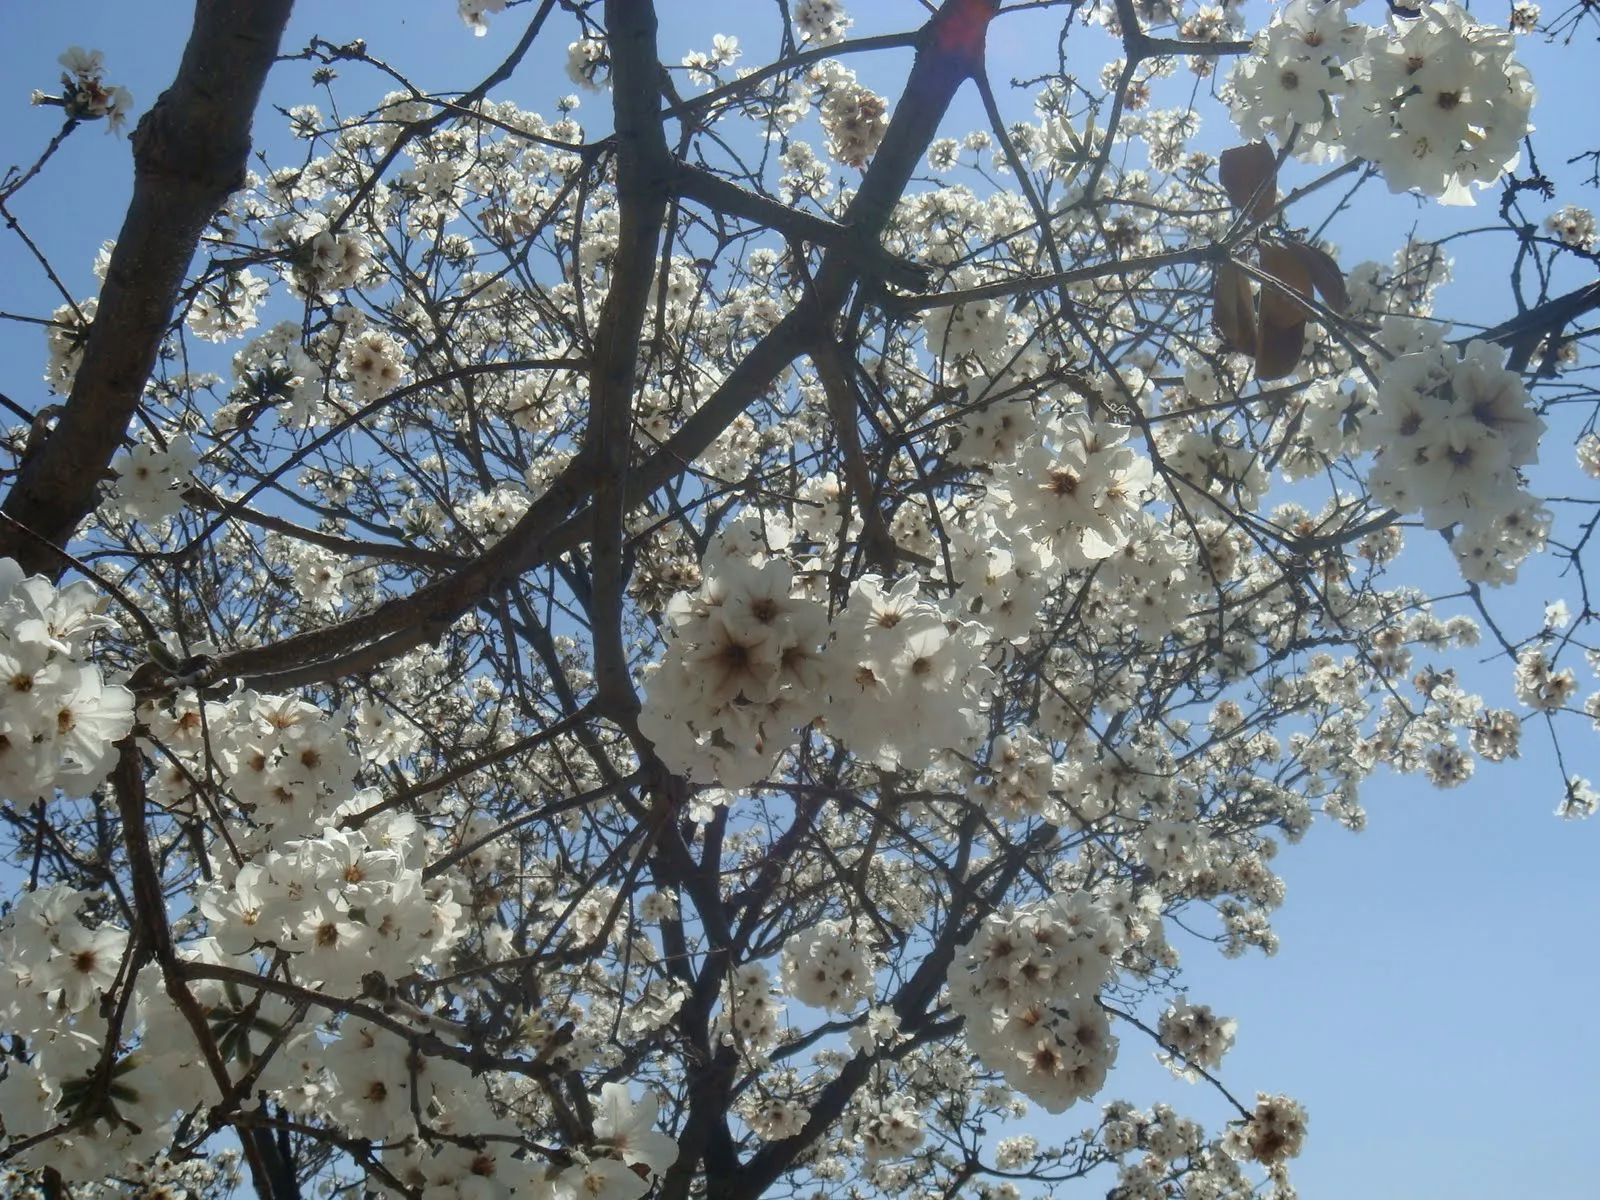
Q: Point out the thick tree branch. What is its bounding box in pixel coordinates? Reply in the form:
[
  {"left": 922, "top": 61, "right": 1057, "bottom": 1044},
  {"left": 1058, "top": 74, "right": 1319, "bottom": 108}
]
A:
[
  {"left": 670, "top": 163, "right": 930, "bottom": 292},
  {"left": 588, "top": 0, "right": 671, "bottom": 732},
  {"left": 1464, "top": 278, "right": 1600, "bottom": 372},
  {"left": 0, "top": 0, "right": 296, "bottom": 574}
]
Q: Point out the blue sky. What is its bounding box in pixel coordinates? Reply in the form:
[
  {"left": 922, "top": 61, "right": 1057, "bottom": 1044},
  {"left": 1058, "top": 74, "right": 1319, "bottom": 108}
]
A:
[{"left": 2, "top": 1, "right": 1596, "bottom": 1196}]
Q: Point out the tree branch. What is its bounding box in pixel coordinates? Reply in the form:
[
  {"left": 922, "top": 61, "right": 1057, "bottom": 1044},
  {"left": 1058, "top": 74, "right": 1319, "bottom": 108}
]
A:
[{"left": 0, "top": 0, "right": 297, "bottom": 574}]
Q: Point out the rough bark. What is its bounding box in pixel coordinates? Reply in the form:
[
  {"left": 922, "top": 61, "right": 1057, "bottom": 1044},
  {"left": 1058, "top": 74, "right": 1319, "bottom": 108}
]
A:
[{"left": 0, "top": 0, "right": 296, "bottom": 575}]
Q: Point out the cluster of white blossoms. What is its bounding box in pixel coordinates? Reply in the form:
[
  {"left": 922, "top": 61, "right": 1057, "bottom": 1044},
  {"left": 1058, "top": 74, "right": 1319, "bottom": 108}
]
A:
[
  {"left": 1558, "top": 776, "right": 1599, "bottom": 820},
  {"left": 0, "top": 909, "right": 319, "bottom": 1184},
  {"left": 1361, "top": 331, "right": 1547, "bottom": 583},
  {"left": 10, "top": 0, "right": 1596, "bottom": 1189},
  {"left": 922, "top": 274, "right": 1016, "bottom": 366},
  {"left": 566, "top": 37, "right": 609, "bottom": 91},
  {"left": 781, "top": 923, "right": 877, "bottom": 1013},
  {"left": 1544, "top": 204, "right": 1597, "bottom": 253},
  {"left": 794, "top": 0, "right": 853, "bottom": 45},
  {"left": 0, "top": 884, "right": 129, "bottom": 1022},
  {"left": 44, "top": 297, "right": 96, "bottom": 394},
  {"left": 642, "top": 392, "right": 1161, "bottom": 787},
  {"left": 106, "top": 433, "right": 199, "bottom": 522},
  {"left": 853, "top": 1092, "right": 925, "bottom": 1162},
  {"left": 561, "top": 1084, "right": 680, "bottom": 1199},
  {"left": 967, "top": 729, "right": 1067, "bottom": 822},
  {"left": 0, "top": 560, "right": 134, "bottom": 801},
  {"left": 196, "top": 817, "right": 463, "bottom": 993},
  {"left": 285, "top": 220, "right": 373, "bottom": 298},
  {"left": 32, "top": 46, "right": 133, "bottom": 132},
  {"left": 376, "top": 1071, "right": 675, "bottom": 1200},
  {"left": 811, "top": 61, "right": 889, "bottom": 168},
  {"left": 457, "top": 0, "right": 507, "bottom": 37},
  {"left": 1157, "top": 1000, "right": 1238, "bottom": 1079},
  {"left": 1101, "top": 1103, "right": 1222, "bottom": 1196},
  {"left": 746, "top": 1095, "right": 811, "bottom": 1141},
  {"left": 143, "top": 689, "right": 363, "bottom": 854},
  {"left": 1512, "top": 646, "right": 1578, "bottom": 713},
  {"left": 1229, "top": 0, "right": 1534, "bottom": 203},
  {"left": 341, "top": 326, "right": 410, "bottom": 402},
  {"left": 990, "top": 412, "right": 1155, "bottom": 570},
  {"left": 1446, "top": 498, "right": 1552, "bottom": 586},
  {"left": 225, "top": 320, "right": 327, "bottom": 429},
  {"left": 683, "top": 34, "right": 741, "bottom": 87},
  {"left": 639, "top": 546, "right": 830, "bottom": 788},
  {"left": 185, "top": 268, "right": 268, "bottom": 342},
  {"left": 276, "top": 1036, "right": 681, "bottom": 1196},
  {"left": 721, "top": 961, "right": 786, "bottom": 1055},
  {"left": 945, "top": 384, "right": 1183, "bottom": 643},
  {"left": 946, "top": 892, "right": 1125, "bottom": 1112},
  {"left": 1100, "top": 1092, "right": 1308, "bottom": 1197},
  {"left": 1226, "top": 1093, "right": 1310, "bottom": 1167},
  {"left": 816, "top": 573, "right": 992, "bottom": 770},
  {"left": 0, "top": 889, "right": 197, "bottom": 1182}
]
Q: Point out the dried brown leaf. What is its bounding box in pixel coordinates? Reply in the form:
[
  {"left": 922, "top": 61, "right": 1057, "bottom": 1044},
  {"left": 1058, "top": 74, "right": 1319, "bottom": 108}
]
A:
[
  {"left": 1255, "top": 319, "right": 1307, "bottom": 381},
  {"left": 1213, "top": 261, "right": 1257, "bottom": 357},
  {"left": 1219, "top": 142, "right": 1279, "bottom": 220},
  {"left": 1258, "top": 243, "right": 1314, "bottom": 325},
  {"left": 1284, "top": 241, "right": 1350, "bottom": 312},
  {"left": 1255, "top": 244, "right": 1313, "bottom": 380}
]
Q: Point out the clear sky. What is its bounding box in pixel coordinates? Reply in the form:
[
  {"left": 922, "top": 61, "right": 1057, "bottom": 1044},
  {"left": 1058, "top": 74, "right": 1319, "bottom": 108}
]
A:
[{"left": 1, "top": 2, "right": 1596, "bottom": 1196}]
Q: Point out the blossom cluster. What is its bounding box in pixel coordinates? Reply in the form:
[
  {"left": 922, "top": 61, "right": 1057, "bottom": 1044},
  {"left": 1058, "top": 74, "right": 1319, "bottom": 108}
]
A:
[
  {"left": 638, "top": 547, "right": 830, "bottom": 788},
  {"left": 186, "top": 269, "right": 268, "bottom": 342},
  {"left": 196, "top": 817, "right": 463, "bottom": 993},
  {"left": 0, "top": 890, "right": 223, "bottom": 1182},
  {"left": 782, "top": 923, "right": 877, "bottom": 1013},
  {"left": 1157, "top": 999, "right": 1238, "bottom": 1079},
  {"left": 143, "top": 689, "right": 365, "bottom": 855},
  {"left": 4, "top": 0, "right": 1591, "bottom": 1191},
  {"left": 816, "top": 573, "right": 992, "bottom": 771},
  {"left": 106, "top": 433, "right": 199, "bottom": 523},
  {"left": 44, "top": 298, "right": 95, "bottom": 395},
  {"left": 457, "top": 0, "right": 507, "bottom": 37},
  {"left": 1229, "top": 0, "right": 1534, "bottom": 204},
  {"left": 0, "top": 560, "right": 134, "bottom": 802},
  {"left": 722, "top": 961, "right": 787, "bottom": 1054},
  {"left": 946, "top": 892, "right": 1125, "bottom": 1112},
  {"left": 811, "top": 61, "right": 889, "bottom": 168},
  {"left": 641, "top": 392, "right": 1162, "bottom": 790},
  {"left": 33, "top": 46, "right": 133, "bottom": 132},
  {"left": 795, "top": 0, "right": 853, "bottom": 45},
  {"left": 853, "top": 1092, "right": 925, "bottom": 1162},
  {"left": 1361, "top": 332, "right": 1547, "bottom": 583}
]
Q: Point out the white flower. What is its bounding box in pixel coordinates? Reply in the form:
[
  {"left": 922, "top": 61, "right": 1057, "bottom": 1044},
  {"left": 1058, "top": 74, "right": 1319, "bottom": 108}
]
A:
[
  {"left": 107, "top": 434, "right": 199, "bottom": 522},
  {"left": 558, "top": 1158, "right": 650, "bottom": 1200},
  {"left": 57, "top": 47, "right": 104, "bottom": 79},
  {"left": 341, "top": 329, "right": 408, "bottom": 402},
  {"left": 458, "top": 0, "right": 507, "bottom": 36},
  {"left": 748, "top": 1097, "right": 809, "bottom": 1140},
  {"left": 567, "top": 38, "right": 609, "bottom": 91},
  {"left": 782, "top": 925, "right": 876, "bottom": 1014},
  {"left": 592, "top": 1083, "right": 678, "bottom": 1175},
  {"left": 53, "top": 46, "right": 133, "bottom": 132},
  {"left": 1544, "top": 204, "right": 1596, "bottom": 251},
  {"left": 794, "top": 0, "right": 853, "bottom": 44},
  {"left": 35, "top": 922, "right": 127, "bottom": 1012},
  {"left": 1558, "top": 776, "right": 1598, "bottom": 819}
]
